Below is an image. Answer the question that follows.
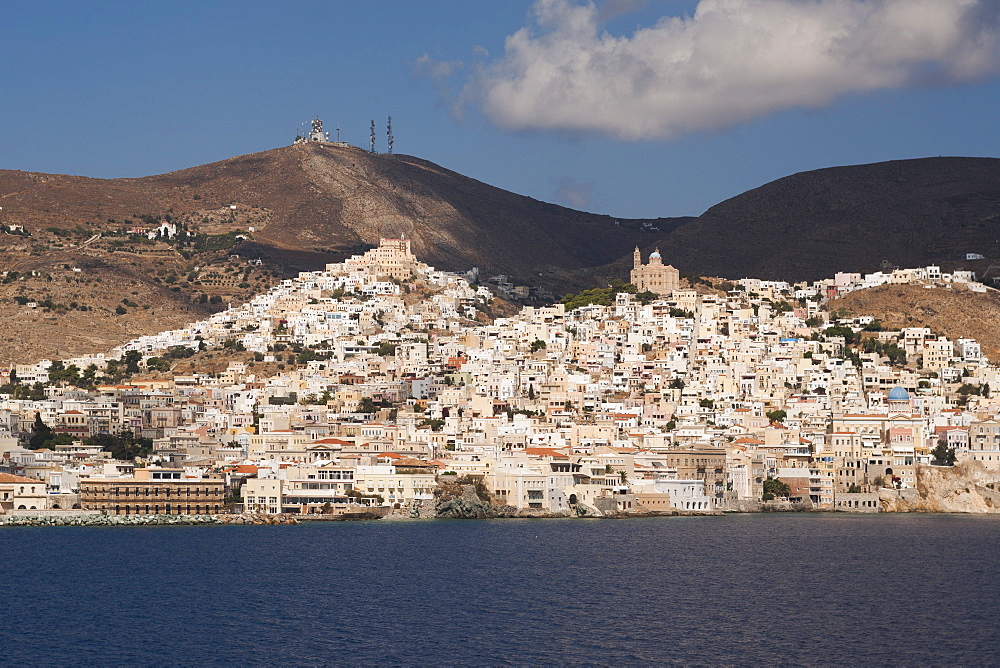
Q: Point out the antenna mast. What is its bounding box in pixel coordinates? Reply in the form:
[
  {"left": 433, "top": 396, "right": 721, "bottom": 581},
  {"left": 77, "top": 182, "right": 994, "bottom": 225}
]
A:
[
  {"left": 370, "top": 120, "right": 376, "bottom": 153},
  {"left": 387, "top": 116, "right": 394, "bottom": 155}
]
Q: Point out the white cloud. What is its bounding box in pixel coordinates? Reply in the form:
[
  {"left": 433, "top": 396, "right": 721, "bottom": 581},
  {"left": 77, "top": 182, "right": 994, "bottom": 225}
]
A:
[{"left": 465, "top": 0, "right": 1000, "bottom": 140}]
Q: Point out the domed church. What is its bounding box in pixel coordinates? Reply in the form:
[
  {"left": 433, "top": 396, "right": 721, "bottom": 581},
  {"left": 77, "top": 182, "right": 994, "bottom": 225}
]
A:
[
  {"left": 631, "top": 247, "right": 680, "bottom": 296},
  {"left": 887, "top": 385, "right": 912, "bottom": 414}
]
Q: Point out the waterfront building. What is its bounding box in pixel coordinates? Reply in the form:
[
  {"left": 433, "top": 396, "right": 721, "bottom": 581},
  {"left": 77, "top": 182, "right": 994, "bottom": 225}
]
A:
[
  {"left": 0, "top": 472, "right": 47, "bottom": 512},
  {"left": 80, "top": 468, "right": 224, "bottom": 515}
]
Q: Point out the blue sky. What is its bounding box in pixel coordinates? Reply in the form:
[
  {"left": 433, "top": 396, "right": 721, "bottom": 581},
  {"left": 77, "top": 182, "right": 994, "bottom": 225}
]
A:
[{"left": 2, "top": 0, "right": 999, "bottom": 219}]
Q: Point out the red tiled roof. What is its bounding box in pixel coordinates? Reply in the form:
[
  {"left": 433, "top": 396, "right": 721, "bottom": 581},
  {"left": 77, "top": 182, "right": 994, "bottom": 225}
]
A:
[
  {"left": 523, "top": 447, "right": 569, "bottom": 459},
  {"left": 0, "top": 473, "right": 39, "bottom": 484}
]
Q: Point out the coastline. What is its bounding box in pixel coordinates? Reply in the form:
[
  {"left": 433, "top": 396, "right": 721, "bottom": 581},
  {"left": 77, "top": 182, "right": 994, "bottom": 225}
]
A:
[{"left": 5, "top": 502, "right": 1000, "bottom": 528}]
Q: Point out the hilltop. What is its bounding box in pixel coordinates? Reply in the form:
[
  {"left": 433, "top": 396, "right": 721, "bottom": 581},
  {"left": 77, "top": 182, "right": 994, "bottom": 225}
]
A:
[{"left": 1, "top": 142, "right": 678, "bottom": 278}]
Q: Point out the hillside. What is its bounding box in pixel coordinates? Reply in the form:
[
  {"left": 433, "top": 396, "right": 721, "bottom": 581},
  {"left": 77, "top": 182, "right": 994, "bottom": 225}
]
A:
[
  {"left": 2, "top": 147, "right": 999, "bottom": 363},
  {"left": 647, "top": 157, "right": 1000, "bottom": 281},
  {"left": 0, "top": 142, "right": 678, "bottom": 278},
  {"left": 0, "top": 143, "right": 683, "bottom": 363},
  {"left": 829, "top": 283, "right": 1000, "bottom": 360}
]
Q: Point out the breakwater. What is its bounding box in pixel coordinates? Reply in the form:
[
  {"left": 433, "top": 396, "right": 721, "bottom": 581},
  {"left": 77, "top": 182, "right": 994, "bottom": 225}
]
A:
[{"left": 0, "top": 513, "right": 300, "bottom": 527}]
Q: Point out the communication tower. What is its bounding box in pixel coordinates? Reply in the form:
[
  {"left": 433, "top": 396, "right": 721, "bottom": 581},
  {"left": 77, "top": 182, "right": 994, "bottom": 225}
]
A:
[
  {"left": 370, "top": 120, "right": 376, "bottom": 153},
  {"left": 387, "top": 116, "right": 394, "bottom": 155},
  {"left": 307, "top": 117, "right": 329, "bottom": 142}
]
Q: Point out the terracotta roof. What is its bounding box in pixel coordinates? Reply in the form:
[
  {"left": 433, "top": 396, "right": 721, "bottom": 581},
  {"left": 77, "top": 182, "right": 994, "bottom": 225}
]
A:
[
  {"left": 310, "top": 438, "right": 353, "bottom": 446},
  {"left": 0, "top": 473, "right": 39, "bottom": 484},
  {"left": 523, "top": 447, "right": 569, "bottom": 459}
]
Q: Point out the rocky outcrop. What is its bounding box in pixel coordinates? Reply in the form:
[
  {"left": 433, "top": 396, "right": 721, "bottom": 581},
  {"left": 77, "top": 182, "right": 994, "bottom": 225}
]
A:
[
  {"left": 435, "top": 484, "right": 499, "bottom": 519},
  {"left": 879, "top": 461, "right": 1000, "bottom": 513}
]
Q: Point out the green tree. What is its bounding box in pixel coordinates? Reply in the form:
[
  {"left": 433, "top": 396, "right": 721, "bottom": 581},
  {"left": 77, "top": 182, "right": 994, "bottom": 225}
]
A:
[
  {"left": 417, "top": 418, "right": 445, "bottom": 432},
  {"left": 146, "top": 357, "right": 171, "bottom": 372},
  {"left": 356, "top": 397, "right": 378, "bottom": 414},
  {"left": 530, "top": 339, "right": 547, "bottom": 352},
  {"left": 762, "top": 477, "right": 791, "bottom": 501},
  {"left": 635, "top": 290, "right": 658, "bottom": 305},
  {"left": 85, "top": 430, "right": 153, "bottom": 460},
  {"left": 766, "top": 409, "right": 787, "bottom": 423},
  {"left": 931, "top": 440, "right": 957, "bottom": 466},
  {"left": 29, "top": 412, "right": 55, "bottom": 449},
  {"left": 123, "top": 350, "right": 142, "bottom": 375}
]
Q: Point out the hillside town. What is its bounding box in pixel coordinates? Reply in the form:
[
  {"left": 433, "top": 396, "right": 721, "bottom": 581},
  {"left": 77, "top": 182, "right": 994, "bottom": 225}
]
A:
[{"left": 3, "top": 238, "right": 1000, "bottom": 521}]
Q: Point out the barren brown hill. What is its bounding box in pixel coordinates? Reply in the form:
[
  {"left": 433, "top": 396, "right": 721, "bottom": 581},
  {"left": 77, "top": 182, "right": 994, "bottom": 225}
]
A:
[
  {"left": 139, "top": 143, "right": 682, "bottom": 275},
  {"left": 0, "top": 142, "right": 679, "bottom": 278},
  {"left": 829, "top": 284, "right": 1000, "bottom": 361}
]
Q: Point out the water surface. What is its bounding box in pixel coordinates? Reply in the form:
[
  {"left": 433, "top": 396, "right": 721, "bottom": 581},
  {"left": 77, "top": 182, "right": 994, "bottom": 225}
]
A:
[{"left": 1, "top": 514, "right": 997, "bottom": 664}]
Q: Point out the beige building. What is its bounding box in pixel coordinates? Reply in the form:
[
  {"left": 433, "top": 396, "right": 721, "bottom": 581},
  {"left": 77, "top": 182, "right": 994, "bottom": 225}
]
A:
[
  {"left": 243, "top": 464, "right": 359, "bottom": 514},
  {"left": 631, "top": 247, "right": 679, "bottom": 296},
  {"left": 353, "top": 465, "right": 437, "bottom": 509},
  {"left": 80, "top": 468, "right": 224, "bottom": 515},
  {"left": 0, "top": 473, "right": 47, "bottom": 513},
  {"left": 349, "top": 237, "right": 419, "bottom": 280}
]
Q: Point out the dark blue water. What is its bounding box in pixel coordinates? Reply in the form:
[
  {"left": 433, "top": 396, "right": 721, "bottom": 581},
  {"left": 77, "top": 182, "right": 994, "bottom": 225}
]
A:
[{"left": 1, "top": 514, "right": 998, "bottom": 665}]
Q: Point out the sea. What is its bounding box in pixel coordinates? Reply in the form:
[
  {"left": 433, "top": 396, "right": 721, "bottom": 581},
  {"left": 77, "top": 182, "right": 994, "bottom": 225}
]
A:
[{"left": 2, "top": 514, "right": 998, "bottom": 665}]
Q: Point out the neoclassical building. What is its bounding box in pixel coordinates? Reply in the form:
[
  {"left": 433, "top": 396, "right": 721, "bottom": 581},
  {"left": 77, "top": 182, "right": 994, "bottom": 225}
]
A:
[{"left": 631, "top": 247, "right": 679, "bottom": 296}]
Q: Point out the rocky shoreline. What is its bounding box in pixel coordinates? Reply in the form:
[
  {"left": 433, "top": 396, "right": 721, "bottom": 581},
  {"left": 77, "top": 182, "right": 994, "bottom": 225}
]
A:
[{"left": 0, "top": 513, "right": 301, "bottom": 528}]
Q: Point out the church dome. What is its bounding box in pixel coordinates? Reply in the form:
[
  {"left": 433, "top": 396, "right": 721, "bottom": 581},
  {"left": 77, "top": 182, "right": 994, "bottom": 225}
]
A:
[
  {"left": 888, "top": 385, "right": 910, "bottom": 401},
  {"left": 649, "top": 250, "right": 661, "bottom": 259}
]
